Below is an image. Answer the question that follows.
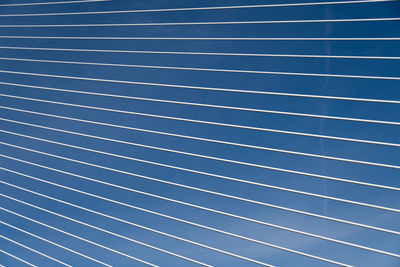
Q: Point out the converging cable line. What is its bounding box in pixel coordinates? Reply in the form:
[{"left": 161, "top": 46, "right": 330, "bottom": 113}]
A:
[
  {"left": 0, "top": 197, "right": 213, "bottom": 267},
  {"left": 1, "top": 46, "right": 400, "bottom": 62},
  {"left": 1, "top": 140, "right": 399, "bottom": 237},
  {"left": 1, "top": 92, "right": 399, "bottom": 149},
  {"left": 1, "top": 107, "right": 399, "bottom": 192},
  {"left": 1, "top": 74, "right": 399, "bottom": 105},
  {"left": 0, "top": 0, "right": 394, "bottom": 16},
  {"left": 0, "top": 248, "right": 37, "bottom": 267},
  {"left": 0, "top": 79, "right": 398, "bottom": 126},
  {"left": 0, "top": 36, "right": 399, "bottom": 40},
  {"left": 2, "top": 106, "right": 399, "bottom": 171},
  {"left": 1, "top": 17, "right": 400, "bottom": 27},
  {"left": 1, "top": 153, "right": 399, "bottom": 257},
  {"left": 0, "top": 212, "right": 158, "bottom": 267},
  {"left": 1, "top": 128, "right": 399, "bottom": 213},
  {"left": 0, "top": 175, "right": 354, "bottom": 266},
  {"left": 1, "top": 56, "right": 400, "bottom": 81},
  {"left": 0, "top": 221, "right": 112, "bottom": 266},
  {"left": 0, "top": 234, "right": 72, "bottom": 267},
  {"left": 0, "top": 0, "right": 108, "bottom": 7},
  {"left": 0, "top": 182, "right": 279, "bottom": 267}
]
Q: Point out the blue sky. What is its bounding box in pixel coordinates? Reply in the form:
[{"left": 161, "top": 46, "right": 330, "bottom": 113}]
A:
[{"left": 0, "top": 0, "right": 399, "bottom": 266}]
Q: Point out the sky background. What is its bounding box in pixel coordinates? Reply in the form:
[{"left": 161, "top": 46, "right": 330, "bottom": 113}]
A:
[{"left": 0, "top": 0, "right": 399, "bottom": 266}]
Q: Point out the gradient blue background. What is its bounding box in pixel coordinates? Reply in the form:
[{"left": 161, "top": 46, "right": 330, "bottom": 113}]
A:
[{"left": 0, "top": 0, "right": 399, "bottom": 266}]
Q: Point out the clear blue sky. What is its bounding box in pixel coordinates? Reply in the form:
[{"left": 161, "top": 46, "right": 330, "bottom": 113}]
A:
[{"left": 0, "top": 0, "right": 399, "bottom": 266}]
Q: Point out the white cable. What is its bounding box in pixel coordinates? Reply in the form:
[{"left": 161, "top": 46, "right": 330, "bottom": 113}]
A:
[
  {"left": 0, "top": 77, "right": 397, "bottom": 126},
  {"left": 0, "top": 36, "right": 399, "bottom": 40},
  {"left": 0, "top": 202, "right": 208, "bottom": 266},
  {"left": 0, "top": 221, "right": 111, "bottom": 266},
  {"left": 2, "top": 105, "right": 398, "bottom": 170},
  {"left": 1, "top": 56, "right": 400, "bottom": 81},
  {"left": 0, "top": 248, "right": 37, "bottom": 267},
  {"left": 0, "top": 72, "right": 398, "bottom": 105},
  {"left": 0, "top": 184, "right": 276, "bottom": 267},
  {"left": 0, "top": 0, "right": 108, "bottom": 7},
  {"left": 1, "top": 154, "right": 399, "bottom": 256},
  {"left": 1, "top": 128, "right": 398, "bottom": 213},
  {"left": 3, "top": 115, "right": 400, "bottom": 201},
  {"left": 0, "top": 235, "right": 71, "bottom": 267},
  {"left": 1, "top": 17, "right": 400, "bottom": 27},
  {"left": 0, "top": 211, "right": 158, "bottom": 267},
  {"left": 0, "top": 175, "right": 353, "bottom": 266},
  {"left": 1, "top": 106, "right": 398, "bottom": 191},
  {"left": 0, "top": 92, "right": 398, "bottom": 148},
  {"left": 1, "top": 142, "right": 399, "bottom": 236},
  {"left": 0, "top": 0, "right": 393, "bottom": 16},
  {"left": 1, "top": 46, "right": 400, "bottom": 62},
  {"left": 0, "top": 198, "right": 212, "bottom": 267}
]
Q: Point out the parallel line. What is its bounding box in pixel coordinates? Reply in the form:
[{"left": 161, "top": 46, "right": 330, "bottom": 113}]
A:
[
  {"left": 1, "top": 56, "right": 400, "bottom": 81},
  {"left": 0, "top": 235, "right": 71, "bottom": 267},
  {"left": 2, "top": 106, "right": 398, "bottom": 191},
  {"left": 0, "top": 220, "right": 111, "bottom": 266},
  {"left": 1, "top": 141, "right": 399, "bottom": 236},
  {"left": 1, "top": 46, "right": 400, "bottom": 61},
  {"left": 0, "top": 172, "right": 353, "bottom": 266},
  {"left": 0, "top": 0, "right": 393, "bottom": 16},
  {"left": 1, "top": 154, "right": 399, "bottom": 256}
]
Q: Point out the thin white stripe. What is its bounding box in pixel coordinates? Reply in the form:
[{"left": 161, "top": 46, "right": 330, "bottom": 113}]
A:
[
  {"left": 0, "top": 196, "right": 211, "bottom": 267},
  {"left": 0, "top": 36, "right": 398, "bottom": 40},
  {"left": 2, "top": 106, "right": 398, "bottom": 191},
  {"left": 2, "top": 142, "right": 399, "bottom": 236},
  {"left": 1, "top": 128, "right": 398, "bottom": 213},
  {"left": 0, "top": 0, "right": 108, "bottom": 7},
  {"left": 1, "top": 17, "right": 400, "bottom": 27},
  {"left": 1, "top": 92, "right": 399, "bottom": 148},
  {"left": 2, "top": 154, "right": 399, "bottom": 257},
  {"left": 1, "top": 46, "right": 400, "bottom": 61},
  {"left": 0, "top": 78, "right": 396, "bottom": 126},
  {"left": 0, "top": 72, "right": 398, "bottom": 105},
  {"left": 0, "top": 211, "right": 158, "bottom": 267},
  {"left": 0, "top": 249, "right": 37, "bottom": 267},
  {"left": 0, "top": 175, "right": 353, "bottom": 266},
  {"left": 2, "top": 56, "right": 400, "bottom": 81},
  {"left": 0, "top": 184, "right": 277, "bottom": 267},
  {"left": 0, "top": 221, "right": 111, "bottom": 266},
  {"left": 2, "top": 103, "right": 398, "bottom": 170},
  {"left": 0, "top": 0, "right": 393, "bottom": 16},
  {"left": 0, "top": 235, "right": 71, "bottom": 267}
]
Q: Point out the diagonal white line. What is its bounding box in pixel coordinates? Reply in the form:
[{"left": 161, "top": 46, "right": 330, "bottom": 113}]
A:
[
  {"left": 0, "top": 72, "right": 398, "bottom": 104},
  {"left": 1, "top": 105, "right": 398, "bottom": 171},
  {"left": 1, "top": 107, "right": 398, "bottom": 191},
  {"left": 2, "top": 117, "right": 400, "bottom": 210},
  {"left": 1, "top": 17, "right": 400, "bottom": 27},
  {"left": 0, "top": 221, "right": 111, "bottom": 266},
  {"left": 2, "top": 127, "right": 399, "bottom": 213},
  {"left": 1, "top": 142, "right": 399, "bottom": 236},
  {"left": 0, "top": 212, "right": 158, "bottom": 266},
  {"left": 0, "top": 0, "right": 108, "bottom": 7},
  {"left": 0, "top": 173, "right": 354, "bottom": 266},
  {"left": 0, "top": 87, "right": 398, "bottom": 148},
  {"left": 1, "top": 56, "right": 400, "bottom": 81},
  {"left": 0, "top": 185, "right": 275, "bottom": 267},
  {"left": 0, "top": 36, "right": 399, "bottom": 40},
  {"left": 0, "top": 235, "right": 71, "bottom": 267},
  {"left": 0, "top": 248, "right": 37, "bottom": 267},
  {"left": 1, "top": 46, "right": 400, "bottom": 62},
  {"left": 1, "top": 154, "right": 399, "bottom": 256},
  {"left": 0, "top": 77, "right": 397, "bottom": 126},
  {"left": 0, "top": 0, "right": 394, "bottom": 16},
  {"left": 0, "top": 197, "right": 211, "bottom": 267}
]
